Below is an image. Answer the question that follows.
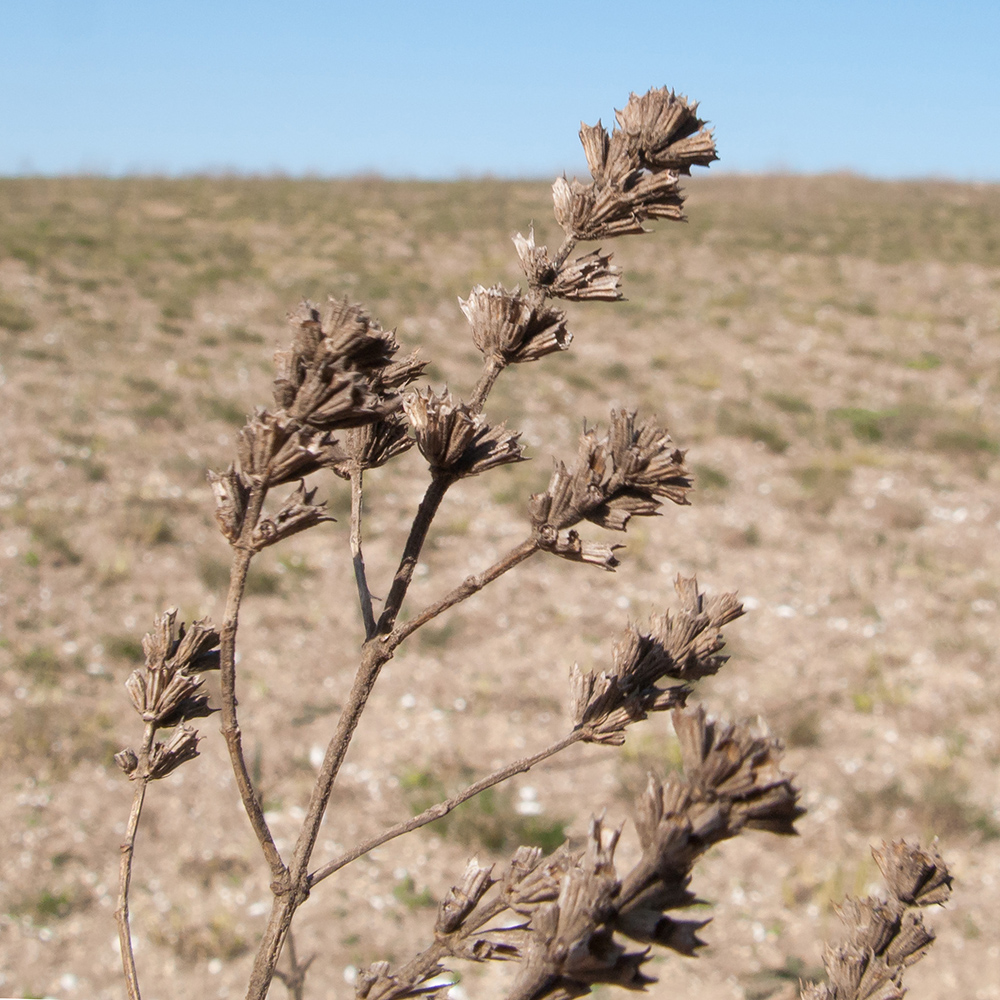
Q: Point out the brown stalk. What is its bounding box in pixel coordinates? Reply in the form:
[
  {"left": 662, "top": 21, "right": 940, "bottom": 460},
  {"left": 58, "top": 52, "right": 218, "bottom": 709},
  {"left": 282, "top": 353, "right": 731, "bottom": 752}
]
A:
[
  {"left": 387, "top": 537, "right": 540, "bottom": 648},
  {"left": 375, "top": 473, "right": 454, "bottom": 635},
  {"left": 350, "top": 463, "right": 377, "bottom": 639},
  {"left": 219, "top": 480, "right": 286, "bottom": 882},
  {"left": 114, "top": 722, "right": 155, "bottom": 1000},
  {"left": 469, "top": 354, "right": 505, "bottom": 414},
  {"left": 309, "top": 729, "right": 585, "bottom": 887},
  {"left": 273, "top": 927, "right": 314, "bottom": 1000},
  {"left": 248, "top": 358, "right": 513, "bottom": 997}
]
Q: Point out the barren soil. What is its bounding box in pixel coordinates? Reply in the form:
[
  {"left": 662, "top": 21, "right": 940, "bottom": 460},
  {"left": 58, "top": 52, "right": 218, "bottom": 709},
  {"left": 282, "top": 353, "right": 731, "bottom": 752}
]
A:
[{"left": 1, "top": 174, "right": 999, "bottom": 999}]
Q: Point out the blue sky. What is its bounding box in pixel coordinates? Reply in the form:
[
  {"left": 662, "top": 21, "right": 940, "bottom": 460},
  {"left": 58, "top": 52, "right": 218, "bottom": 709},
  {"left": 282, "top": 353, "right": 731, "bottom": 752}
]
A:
[{"left": 2, "top": 1, "right": 998, "bottom": 181}]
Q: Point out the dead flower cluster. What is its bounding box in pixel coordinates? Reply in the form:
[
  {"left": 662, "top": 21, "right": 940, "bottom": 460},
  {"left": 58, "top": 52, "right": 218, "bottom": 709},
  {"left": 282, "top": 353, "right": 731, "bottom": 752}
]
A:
[{"left": 111, "top": 88, "right": 952, "bottom": 1000}]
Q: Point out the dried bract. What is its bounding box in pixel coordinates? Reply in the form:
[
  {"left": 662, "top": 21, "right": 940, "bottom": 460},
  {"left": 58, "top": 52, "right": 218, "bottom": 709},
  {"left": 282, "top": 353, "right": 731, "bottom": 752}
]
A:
[
  {"left": 672, "top": 705, "right": 803, "bottom": 837},
  {"left": 404, "top": 388, "right": 524, "bottom": 478},
  {"left": 460, "top": 284, "right": 571, "bottom": 364},
  {"left": 803, "top": 844, "right": 952, "bottom": 1000},
  {"left": 251, "top": 480, "right": 334, "bottom": 550},
  {"left": 147, "top": 725, "right": 201, "bottom": 780},
  {"left": 238, "top": 409, "right": 346, "bottom": 487},
  {"left": 513, "top": 230, "right": 622, "bottom": 302},
  {"left": 872, "top": 839, "right": 953, "bottom": 907},
  {"left": 571, "top": 578, "right": 740, "bottom": 742},
  {"left": 332, "top": 414, "right": 415, "bottom": 478},
  {"left": 207, "top": 465, "right": 251, "bottom": 544},
  {"left": 114, "top": 747, "right": 139, "bottom": 777},
  {"left": 530, "top": 412, "right": 690, "bottom": 569},
  {"left": 436, "top": 860, "right": 496, "bottom": 935},
  {"left": 615, "top": 88, "right": 718, "bottom": 174},
  {"left": 125, "top": 610, "right": 220, "bottom": 726}
]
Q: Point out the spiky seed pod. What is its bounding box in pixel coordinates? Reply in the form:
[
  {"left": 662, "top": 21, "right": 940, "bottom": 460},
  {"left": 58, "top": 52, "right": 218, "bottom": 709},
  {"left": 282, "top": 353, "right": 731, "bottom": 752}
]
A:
[
  {"left": 403, "top": 388, "right": 524, "bottom": 478},
  {"left": 872, "top": 840, "right": 953, "bottom": 907},
  {"left": 671, "top": 705, "right": 804, "bottom": 837},
  {"left": 251, "top": 480, "right": 334, "bottom": 550},
  {"left": 459, "top": 284, "right": 571, "bottom": 364},
  {"left": 375, "top": 350, "right": 428, "bottom": 392},
  {"left": 207, "top": 465, "right": 251, "bottom": 544},
  {"left": 285, "top": 360, "right": 383, "bottom": 430},
  {"left": 570, "top": 661, "right": 689, "bottom": 744},
  {"left": 553, "top": 176, "right": 649, "bottom": 241},
  {"left": 615, "top": 88, "right": 718, "bottom": 175},
  {"left": 114, "top": 748, "right": 139, "bottom": 777},
  {"left": 147, "top": 725, "right": 201, "bottom": 780},
  {"left": 510, "top": 819, "right": 654, "bottom": 998},
  {"left": 282, "top": 298, "right": 399, "bottom": 382},
  {"left": 436, "top": 861, "right": 496, "bottom": 934},
  {"left": 126, "top": 611, "right": 221, "bottom": 725},
  {"left": 513, "top": 230, "right": 623, "bottom": 302},
  {"left": 331, "top": 414, "right": 415, "bottom": 480},
  {"left": 530, "top": 414, "right": 690, "bottom": 570},
  {"left": 237, "top": 409, "right": 347, "bottom": 487},
  {"left": 569, "top": 588, "right": 741, "bottom": 742}
]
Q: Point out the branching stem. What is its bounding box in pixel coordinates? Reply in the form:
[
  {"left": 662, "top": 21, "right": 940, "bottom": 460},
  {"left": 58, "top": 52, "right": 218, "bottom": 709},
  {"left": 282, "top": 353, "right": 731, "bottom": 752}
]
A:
[
  {"left": 376, "top": 473, "right": 453, "bottom": 635},
  {"left": 310, "top": 728, "right": 585, "bottom": 887},
  {"left": 350, "top": 464, "right": 377, "bottom": 639},
  {"left": 220, "top": 480, "right": 286, "bottom": 882},
  {"left": 114, "top": 723, "right": 156, "bottom": 1000},
  {"left": 387, "top": 538, "right": 539, "bottom": 649}
]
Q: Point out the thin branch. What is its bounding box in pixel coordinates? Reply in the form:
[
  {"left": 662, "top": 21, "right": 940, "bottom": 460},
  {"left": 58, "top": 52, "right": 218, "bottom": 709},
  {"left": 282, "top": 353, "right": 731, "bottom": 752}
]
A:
[
  {"left": 245, "top": 638, "right": 389, "bottom": 999},
  {"left": 350, "top": 464, "right": 377, "bottom": 639},
  {"left": 469, "top": 355, "right": 506, "bottom": 414},
  {"left": 387, "top": 538, "right": 539, "bottom": 650},
  {"left": 273, "top": 926, "right": 315, "bottom": 1000},
  {"left": 309, "top": 728, "right": 586, "bottom": 887},
  {"left": 376, "top": 473, "right": 453, "bottom": 635},
  {"left": 114, "top": 723, "right": 155, "bottom": 1000},
  {"left": 219, "top": 480, "right": 287, "bottom": 883}
]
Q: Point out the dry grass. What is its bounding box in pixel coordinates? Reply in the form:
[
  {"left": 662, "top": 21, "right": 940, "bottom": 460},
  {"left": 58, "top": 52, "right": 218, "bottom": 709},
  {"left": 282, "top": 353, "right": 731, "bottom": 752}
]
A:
[{"left": 1, "top": 169, "right": 998, "bottom": 999}]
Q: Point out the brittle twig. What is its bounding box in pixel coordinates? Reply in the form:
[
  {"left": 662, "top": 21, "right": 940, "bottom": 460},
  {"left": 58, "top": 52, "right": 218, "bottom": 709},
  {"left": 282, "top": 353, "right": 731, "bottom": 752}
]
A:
[
  {"left": 309, "top": 729, "right": 586, "bottom": 887},
  {"left": 350, "top": 464, "right": 377, "bottom": 639}
]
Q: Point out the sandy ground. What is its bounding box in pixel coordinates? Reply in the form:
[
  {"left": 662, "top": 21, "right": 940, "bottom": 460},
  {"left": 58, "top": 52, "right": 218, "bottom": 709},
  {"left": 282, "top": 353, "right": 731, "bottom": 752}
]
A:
[{"left": 1, "top": 174, "right": 998, "bottom": 999}]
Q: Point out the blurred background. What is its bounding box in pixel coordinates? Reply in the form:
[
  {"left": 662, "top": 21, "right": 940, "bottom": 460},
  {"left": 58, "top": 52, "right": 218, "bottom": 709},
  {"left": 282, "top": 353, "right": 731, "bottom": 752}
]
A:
[{"left": 1, "top": 3, "right": 998, "bottom": 1000}]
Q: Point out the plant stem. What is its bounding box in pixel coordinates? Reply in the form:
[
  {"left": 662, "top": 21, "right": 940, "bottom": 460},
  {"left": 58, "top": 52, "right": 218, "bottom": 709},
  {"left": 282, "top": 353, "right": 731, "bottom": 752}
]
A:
[
  {"left": 220, "top": 481, "right": 286, "bottom": 882},
  {"left": 273, "top": 927, "right": 314, "bottom": 1000},
  {"left": 114, "top": 723, "right": 156, "bottom": 1000},
  {"left": 309, "top": 729, "right": 585, "bottom": 887},
  {"left": 469, "top": 355, "right": 505, "bottom": 414},
  {"left": 376, "top": 473, "right": 453, "bottom": 635},
  {"left": 245, "top": 640, "right": 387, "bottom": 999},
  {"left": 387, "top": 538, "right": 539, "bottom": 649},
  {"left": 350, "top": 464, "right": 376, "bottom": 639}
]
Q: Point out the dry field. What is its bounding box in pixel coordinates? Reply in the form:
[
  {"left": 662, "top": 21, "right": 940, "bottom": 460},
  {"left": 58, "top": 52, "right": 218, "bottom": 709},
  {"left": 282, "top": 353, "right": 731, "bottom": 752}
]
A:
[{"left": 1, "top": 173, "right": 999, "bottom": 1000}]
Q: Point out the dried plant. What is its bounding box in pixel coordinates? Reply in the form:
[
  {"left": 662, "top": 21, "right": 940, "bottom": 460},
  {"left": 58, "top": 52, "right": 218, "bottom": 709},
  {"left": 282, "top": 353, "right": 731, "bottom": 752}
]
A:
[{"left": 112, "top": 88, "right": 952, "bottom": 1000}]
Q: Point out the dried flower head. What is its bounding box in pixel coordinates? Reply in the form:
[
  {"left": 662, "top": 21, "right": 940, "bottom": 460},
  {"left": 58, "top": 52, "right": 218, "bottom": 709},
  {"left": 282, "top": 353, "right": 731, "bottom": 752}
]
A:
[
  {"left": 571, "top": 577, "right": 741, "bottom": 742},
  {"left": 125, "top": 610, "right": 220, "bottom": 726},
  {"left": 332, "top": 413, "right": 415, "bottom": 478},
  {"left": 207, "top": 465, "right": 251, "bottom": 543},
  {"left": 459, "top": 284, "right": 571, "bottom": 365},
  {"left": 872, "top": 839, "right": 953, "bottom": 907},
  {"left": 529, "top": 411, "right": 690, "bottom": 568},
  {"left": 671, "top": 706, "right": 804, "bottom": 837},
  {"left": 237, "top": 409, "right": 346, "bottom": 487},
  {"left": 251, "top": 480, "right": 334, "bottom": 550},
  {"left": 147, "top": 725, "right": 201, "bottom": 780},
  {"left": 404, "top": 388, "right": 524, "bottom": 478},
  {"left": 802, "top": 842, "right": 952, "bottom": 1000},
  {"left": 513, "top": 229, "right": 623, "bottom": 302},
  {"left": 614, "top": 88, "right": 718, "bottom": 174}
]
